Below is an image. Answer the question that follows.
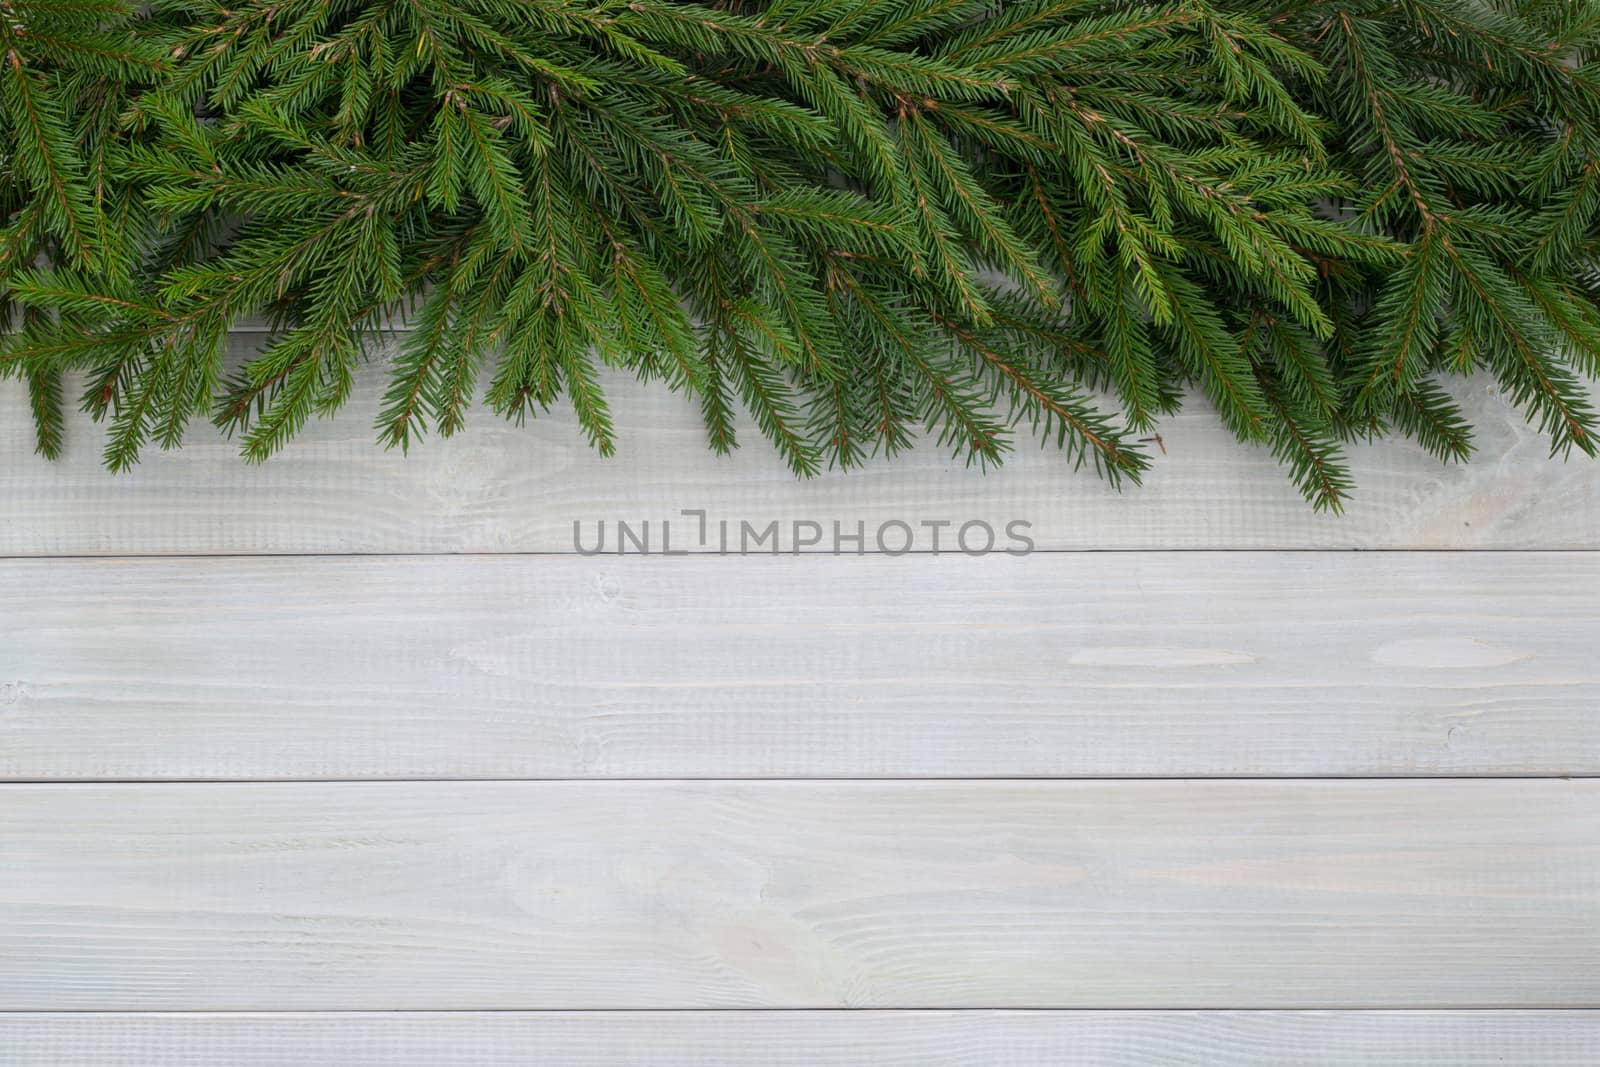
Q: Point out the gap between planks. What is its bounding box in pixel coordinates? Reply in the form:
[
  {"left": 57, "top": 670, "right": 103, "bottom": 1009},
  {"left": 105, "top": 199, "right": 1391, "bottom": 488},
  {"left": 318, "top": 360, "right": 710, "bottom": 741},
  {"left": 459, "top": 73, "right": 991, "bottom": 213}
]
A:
[
  {"left": 2, "top": 775, "right": 1597, "bottom": 784},
  {"left": 6, "top": 1008, "right": 1600, "bottom": 1019},
  {"left": 6, "top": 546, "right": 1600, "bottom": 561}
]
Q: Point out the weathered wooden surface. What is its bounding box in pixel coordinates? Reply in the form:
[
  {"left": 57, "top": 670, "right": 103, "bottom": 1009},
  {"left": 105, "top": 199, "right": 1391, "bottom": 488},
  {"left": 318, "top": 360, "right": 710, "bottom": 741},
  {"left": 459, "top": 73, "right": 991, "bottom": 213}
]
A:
[
  {"left": 4, "top": 552, "right": 1597, "bottom": 780},
  {"left": 5, "top": 1011, "right": 1599, "bottom": 1066},
  {"left": 3, "top": 780, "right": 1595, "bottom": 1009},
  {"left": 6, "top": 340, "right": 1598, "bottom": 1061},
  {"left": 2, "top": 351, "right": 1597, "bottom": 554}
]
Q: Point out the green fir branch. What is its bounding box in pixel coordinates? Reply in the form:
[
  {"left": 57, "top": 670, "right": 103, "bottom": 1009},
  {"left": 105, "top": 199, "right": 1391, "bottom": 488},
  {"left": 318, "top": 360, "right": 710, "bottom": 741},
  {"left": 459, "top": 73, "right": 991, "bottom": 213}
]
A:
[{"left": 1, "top": 0, "right": 1597, "bottom": 507}]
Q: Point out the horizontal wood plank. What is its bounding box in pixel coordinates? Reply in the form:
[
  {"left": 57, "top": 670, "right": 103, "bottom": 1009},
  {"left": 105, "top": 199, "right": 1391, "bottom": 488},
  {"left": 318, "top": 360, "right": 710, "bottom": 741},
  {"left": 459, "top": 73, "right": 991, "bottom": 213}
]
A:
[
  {"left": 2, "top": 780, "right": 1595, "bottom": 1009},
  {"left": 4, "top": 552, "right": 1597, "bottom": 779},
  {"left": 4, "top": 1011, "right": 1599, "bottom": 1065},
  {"left": 2, "top": 344, "right": 1597, "bottom": 553}
]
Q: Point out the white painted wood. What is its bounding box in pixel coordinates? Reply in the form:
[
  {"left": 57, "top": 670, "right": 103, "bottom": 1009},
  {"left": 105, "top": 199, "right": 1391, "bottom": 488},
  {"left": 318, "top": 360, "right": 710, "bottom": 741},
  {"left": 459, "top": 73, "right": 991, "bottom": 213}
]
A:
[
  {"left": 4, "top": 553, "right": 1598, "bottom": 779},
  {"left": 4, "top": 1011, "right": 1599, "bottom": 1065},
  {"left": 2, "top": 780, "right": 1595, "bottom": 1009},
  {"left": 3, "top": 342, "right": 1597, "bottom": 554}
]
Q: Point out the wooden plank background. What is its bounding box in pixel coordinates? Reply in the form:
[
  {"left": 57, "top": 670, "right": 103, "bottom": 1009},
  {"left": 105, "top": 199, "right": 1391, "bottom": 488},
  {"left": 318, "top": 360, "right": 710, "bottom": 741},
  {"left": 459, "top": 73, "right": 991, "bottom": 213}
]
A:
[
  {"left": 4, "top": 553, "right": 1597, "bottom": 779},
  {"left": 2, "top": 345, "right": 1598, "bottom": 1061},
  {"left": 3, "top": 358, "right": 1600, "bottom": 553},
  {"left": 5, "top": 1012, "right": 1600, "bottom": 1066},
  {"left": 4, "top": 780, "right": 1596, "bottom": 1009}
]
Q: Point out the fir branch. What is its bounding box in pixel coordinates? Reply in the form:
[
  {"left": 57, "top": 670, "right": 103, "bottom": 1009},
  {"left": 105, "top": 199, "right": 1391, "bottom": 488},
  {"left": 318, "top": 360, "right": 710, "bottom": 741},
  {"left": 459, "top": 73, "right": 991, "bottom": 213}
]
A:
[{"left": 2, "top": 0, "right": 1597, "bottom": 506}]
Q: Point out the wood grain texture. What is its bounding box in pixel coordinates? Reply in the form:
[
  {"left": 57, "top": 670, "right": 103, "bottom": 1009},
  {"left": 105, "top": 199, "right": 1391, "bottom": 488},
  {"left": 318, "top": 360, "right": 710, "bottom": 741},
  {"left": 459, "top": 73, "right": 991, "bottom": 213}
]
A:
[
  {"left": 2, "top": 342, "right": 1597, "bottom": 554},
  {"left": 5, "top": 552, "right": 1599, "bottom": 780},
  {"left": 2, "top": 780, "right": 1596, "bottom": 1009},
  {"left": 4, "top": 1011, "right": 1599, "bottom": 1065}
]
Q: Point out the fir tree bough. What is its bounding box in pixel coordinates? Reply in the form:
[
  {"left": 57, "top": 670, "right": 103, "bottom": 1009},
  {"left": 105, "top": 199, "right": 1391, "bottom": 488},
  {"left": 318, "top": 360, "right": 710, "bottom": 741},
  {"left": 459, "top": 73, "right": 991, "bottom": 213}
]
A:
[{"left": 3, "top": 0, "right": 1599, "bottom": 509}]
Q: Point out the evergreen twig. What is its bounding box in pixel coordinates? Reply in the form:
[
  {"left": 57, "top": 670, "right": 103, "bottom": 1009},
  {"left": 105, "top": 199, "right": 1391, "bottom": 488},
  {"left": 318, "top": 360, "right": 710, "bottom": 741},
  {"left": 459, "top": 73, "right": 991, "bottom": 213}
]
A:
[{"left": 0, "top": 0, "right": 1597, "bottom": 509}]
